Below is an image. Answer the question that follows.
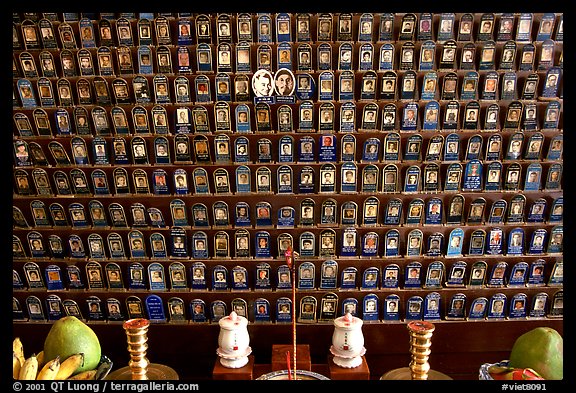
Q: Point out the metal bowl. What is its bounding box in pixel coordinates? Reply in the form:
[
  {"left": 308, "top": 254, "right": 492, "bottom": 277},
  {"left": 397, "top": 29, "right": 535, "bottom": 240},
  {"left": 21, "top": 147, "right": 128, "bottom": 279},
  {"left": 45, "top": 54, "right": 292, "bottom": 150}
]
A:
[
  {"left": 256, "top": 369, "right": 330, "bottom": 380},
  {"left": 95, "top": 355, "right": 113, "bottom": 380},
  {"left": 479, "top": 360, "right": 509, "bottom": 380}
]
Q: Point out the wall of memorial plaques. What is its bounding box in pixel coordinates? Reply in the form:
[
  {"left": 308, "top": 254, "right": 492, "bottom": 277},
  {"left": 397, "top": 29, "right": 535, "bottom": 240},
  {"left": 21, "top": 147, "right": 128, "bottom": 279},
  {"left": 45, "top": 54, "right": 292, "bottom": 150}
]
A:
[{"left": 13, "top": 11, "right": 562, "bottom": 335}]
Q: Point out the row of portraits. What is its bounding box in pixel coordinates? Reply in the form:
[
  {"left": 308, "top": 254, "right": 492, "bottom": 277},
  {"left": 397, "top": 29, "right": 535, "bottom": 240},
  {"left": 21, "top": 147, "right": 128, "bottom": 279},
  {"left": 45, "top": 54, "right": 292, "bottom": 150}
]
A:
[
  {"left": 13, "top": 36, "right": 563, "bottom": 81},
  {"left": 13, "top": 100, "right": 563, "bottom": 144},
  {"left": 14, "top": 286, "right": 564, "bottom": 324},
  {"left": 13, "top": 127, "right": 564, "bottom": 168},
  {"left": 14, "top": 64, "right": 563, "bottom": 113},
  {"left": 14, "top": 257, "right": 563, "bottom": 294},
  {"left": 14, "top": 12, "right": 563, "bottom": 50},
  {"left": 13, "top": 190, "right": 563, "bottom": 230},
  {"left": 13, "top": 221, "right": 564, "bottom": 261},
  {"left": 13, "top": 161, "right": 563, "bottom": 201}
]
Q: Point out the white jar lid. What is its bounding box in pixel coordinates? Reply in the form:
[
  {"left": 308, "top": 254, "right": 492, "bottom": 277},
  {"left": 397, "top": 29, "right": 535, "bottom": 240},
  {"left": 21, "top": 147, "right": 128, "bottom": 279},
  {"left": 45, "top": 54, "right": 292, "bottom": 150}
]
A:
[
  {"left": 219, "top": 311, "right": 249, "bottom": 330},
  {"left": 334, "top": 312, "right": 363, "bottom": 329}
]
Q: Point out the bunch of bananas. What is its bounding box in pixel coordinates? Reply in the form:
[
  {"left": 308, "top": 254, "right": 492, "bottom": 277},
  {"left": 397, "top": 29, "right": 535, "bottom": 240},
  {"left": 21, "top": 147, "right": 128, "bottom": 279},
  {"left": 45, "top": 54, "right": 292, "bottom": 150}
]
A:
[{"left": 13, "top": 337, "right": 98, "bottom": 380}]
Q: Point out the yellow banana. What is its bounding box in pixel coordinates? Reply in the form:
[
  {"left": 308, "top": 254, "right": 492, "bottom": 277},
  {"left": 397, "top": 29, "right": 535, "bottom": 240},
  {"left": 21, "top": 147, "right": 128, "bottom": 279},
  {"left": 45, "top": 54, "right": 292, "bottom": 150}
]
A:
[
  {"left": 13, "top": 337, "right": 25, "bottom": 366},
  {"left": 37, "top": 356, "right": 60, "bottom": 380},
  {"left": 36, "top": 351, "right": 45, "bottom": 368},
  {"left": 19, "top": 354, "right": 38, "bottom": 380},
  {"left": 55, "top": 353, "right": 84, "bottom": 380},
  {"left": 13, "top": 352, "right": 21, "bottom": 379},
  {"left": 67, "top": 369, "right": 97, "bottom": 380}
]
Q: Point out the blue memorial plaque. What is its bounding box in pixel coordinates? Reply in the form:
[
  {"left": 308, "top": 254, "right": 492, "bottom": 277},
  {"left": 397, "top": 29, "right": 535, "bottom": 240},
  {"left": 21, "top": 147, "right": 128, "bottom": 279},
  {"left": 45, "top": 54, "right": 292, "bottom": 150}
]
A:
[
  {"left": 405, "top": 296, "right": 424, "bottom": 321},
  {"left": 424, "top": 198, "right": 443, "bottom": 225},
  {"left": 383, "top": 229, "right": 400, "bottom": 258},
  {"left": 404, "top": 262, "right": 422, "bottom": 288},
  {"left": 446, "top": 228, "right": 464, "bottom": 257},
  {"left": 488, "top": 293, "right": 508, "bottom": 319},
  {"left": 383, "top": 294, "right": 400, "bottom": 321},
  {"left": 276, "top": 297, "right": 292, "bottom": 323},
  {"left": 340, "top": 227, "right": 358, "bottom": 258},
  {"left": 44, "top": 265, "right": 65, "bottom": 291},
  {"left": 529, "top": 292, "right": 548, "bottom": 318},
  {"left": 426, "top": 232, "right": 444, "bottom": 257},
  {"left": 340, "top": 162, "right": 357, "bottom": 193},
  {"left": 319, "top": 260, "right": 338, "bottom": 289},
  {"left": 541, "top": 67, "right": 561, "bottom": 99},
  {"left": 523, "top": 163, "right": 542, "bottom": 192},
  {"left": 404, "top": 165, "right": 421, "bottom": 193},
  {"left": 145, "top": 294, "right": 166, "bottom": 323},
  {"left": 443, "top": 133, "right": 460, "bottom": 162},
  {"left": 383, "top": 198, "right": 402, "bottom": 226},
  {"left": 548, "top": 197, "right": 563, "bottom": 223},
  {"left": 298, "top": 261, "right": 315, "bottom": 290},
  {"left": 468, "top": 229, "right": 487, "bottom": 256},
  {"left": 486, "top": 227, "right": 504, "bottom": 256},
  {"left": 446, "top": 293, "right": 467, "bottom": 320},
  {"left": 419, "top": 40, "right": 435, "bottom": 71},
  {"left": 462, "top": 160, "right": 482, "bottom": 191},
  {"left": 401, "top": 102, "right": 418, "bottom": 131},
  {"left": 487, "top": 261, "right": 508, "bottom": 288},
  {"left": 298, "top": 231, "right": 315, "bottom": 258},
  {"left": 527, "top": 260, "right": 546, "bottom": 287},
  {"left": 422, "top": 100, "right": 440, "bottom": 130},
  {"left": 361, "top": 267, "right": 379, "bottom": 291},
  {"left": 149, "top": 232, "right": 167, "bottom": 260},
  {"left": 543, "top": 100, "right": 561, "bottom": 130},
  {"left": 446, "top": 261, "right": 467, "bottom": 287},
  {"left": 424, "top": 261, "right": 445, "bottom": 289},
  {"left": 381, "top": 264, "right": 399, "bottom": 289},
  {"left": 423, "top": 292, "right": 441, "bottom": 321},
  {"left": 362, "top": 294, "right": 379, "bottom": 322},
  {"left": 361, "top": 232, "right": 378, "bottom": 258},
  {"left": 547, "top": 225, "right": 563, "bottom": 254},
  {"left": 467, "top": 297, "right": 488, "bottom": 321},
  {"left": 507, "top": 228, "right": 525, "bottom": 256},
  {"left": 147, "top": 262, "right": 166, "bottom": 292},
  {"left": 340, "top": 267, "right": 358, "bottom": 290}
]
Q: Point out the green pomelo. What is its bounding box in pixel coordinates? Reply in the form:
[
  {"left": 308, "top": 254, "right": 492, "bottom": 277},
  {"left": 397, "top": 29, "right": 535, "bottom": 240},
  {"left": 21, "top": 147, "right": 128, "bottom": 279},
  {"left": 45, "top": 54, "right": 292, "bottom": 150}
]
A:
[
  {"left": 43, "top": 316, "right": 101, "bottom": 373},
  {"left": 508, "top": 327, "right": 563, "bottom": 380}
]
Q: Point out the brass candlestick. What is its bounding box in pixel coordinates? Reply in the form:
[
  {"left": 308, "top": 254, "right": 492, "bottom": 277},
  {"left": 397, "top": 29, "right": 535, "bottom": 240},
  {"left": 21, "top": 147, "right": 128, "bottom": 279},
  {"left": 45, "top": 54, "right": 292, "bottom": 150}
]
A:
[
  {"left": 380, "top": 321, "right": 452, "bottom": 380},
  {"left": 107, "top": 318, "right": 179, "bottom": 380}
]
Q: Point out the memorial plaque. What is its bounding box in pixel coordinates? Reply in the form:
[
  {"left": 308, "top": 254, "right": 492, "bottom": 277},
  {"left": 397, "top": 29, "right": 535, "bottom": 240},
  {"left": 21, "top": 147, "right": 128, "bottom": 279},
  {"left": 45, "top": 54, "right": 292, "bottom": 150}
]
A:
[
  {"left": 251, "top": 230, "right": 271, "bottom": 258},
  {"left": 404, "top": 135, "right": 422, "bottom": 161},
  {"left": 300, "top": 198, "right": 316, "bottom": 226},
  {"left": 466, "top": 228, "right": 486, "bottom": 256},
  {"left": 319, "top": 229, "right": 337, "bottom": 258},
  {"left": 187, "top": 262, "right": 207, "bottom": 291},
  {"left": 548, "top": 291, "right": 563, "bottom": 319},
  {"left": 381, "top": 134, "right": 400, "bottom": 163},
  {"left": 254, "top": 262, "right": 272, "bottom": 291},
  {"left": 149, "top": 232, "right": 167, "bottom": 260},
  {"left": 548, "top": 197, "right": 563, "bottom": 223},
  {"left": 529, "top": 292, "right": 548, "bottom": 319},
  {"left": 468, "top": 261, "right": 488, "bottom": 288},
  {"left": 404, "top": 165, "right": 421, "bottom": 193},
  {"left": 210, "top": 265, "right": 229, "bottom": 292},
  {"left": 229, "top": 265, "right": 248, "bottom": 291},
  {"left": 296, "top": 231, "right": 314, "bottom": 258},
  {"left": 296, "top": 261, "right": 316, "bottom": 290},
  {"left": 145, "top": 294, "right": 167, "bottom": 323},
  {"left": 422, "top": 101, "right": 440, "bottom": 133},
  {"left": 277, "top": 265, "right": 292, "bottom": 291},
  {"left": 340, "top": 227, "right": 358, "bottom": 258},
  {"left": 379, "top": 228, "right": 400, "bottom": 258},
  {"left": 423, "top": 292, "right": 442, "bottom": 321},
  {"left": 547, "top": 260, "right": 563, "bottom": 287},
  {"left": 382, "top": 198, "right": 402, "bottom": 226},
  {"left": 190, "top": 299, "right": 207, "bottom": 323}
]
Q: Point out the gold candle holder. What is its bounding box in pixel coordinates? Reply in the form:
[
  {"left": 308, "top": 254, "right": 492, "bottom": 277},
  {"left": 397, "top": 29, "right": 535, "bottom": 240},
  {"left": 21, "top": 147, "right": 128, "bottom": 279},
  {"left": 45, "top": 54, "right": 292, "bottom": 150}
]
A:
[
  {"left": 380, "top": 321, "right": 452, "bottom": 380},
  {"left": 107, "top": 318, "right": 179, "bottom": 380}
]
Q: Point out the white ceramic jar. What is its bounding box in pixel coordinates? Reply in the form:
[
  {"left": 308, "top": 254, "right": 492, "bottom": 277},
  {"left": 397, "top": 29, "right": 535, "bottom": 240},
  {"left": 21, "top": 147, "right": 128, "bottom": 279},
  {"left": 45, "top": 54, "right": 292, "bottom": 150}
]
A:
[
  {"left": 330, "top": 312, "right": 366, "bottom": 368},
  {"left": 217, "top": 311, "right": 251, "bottom": 368}
]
